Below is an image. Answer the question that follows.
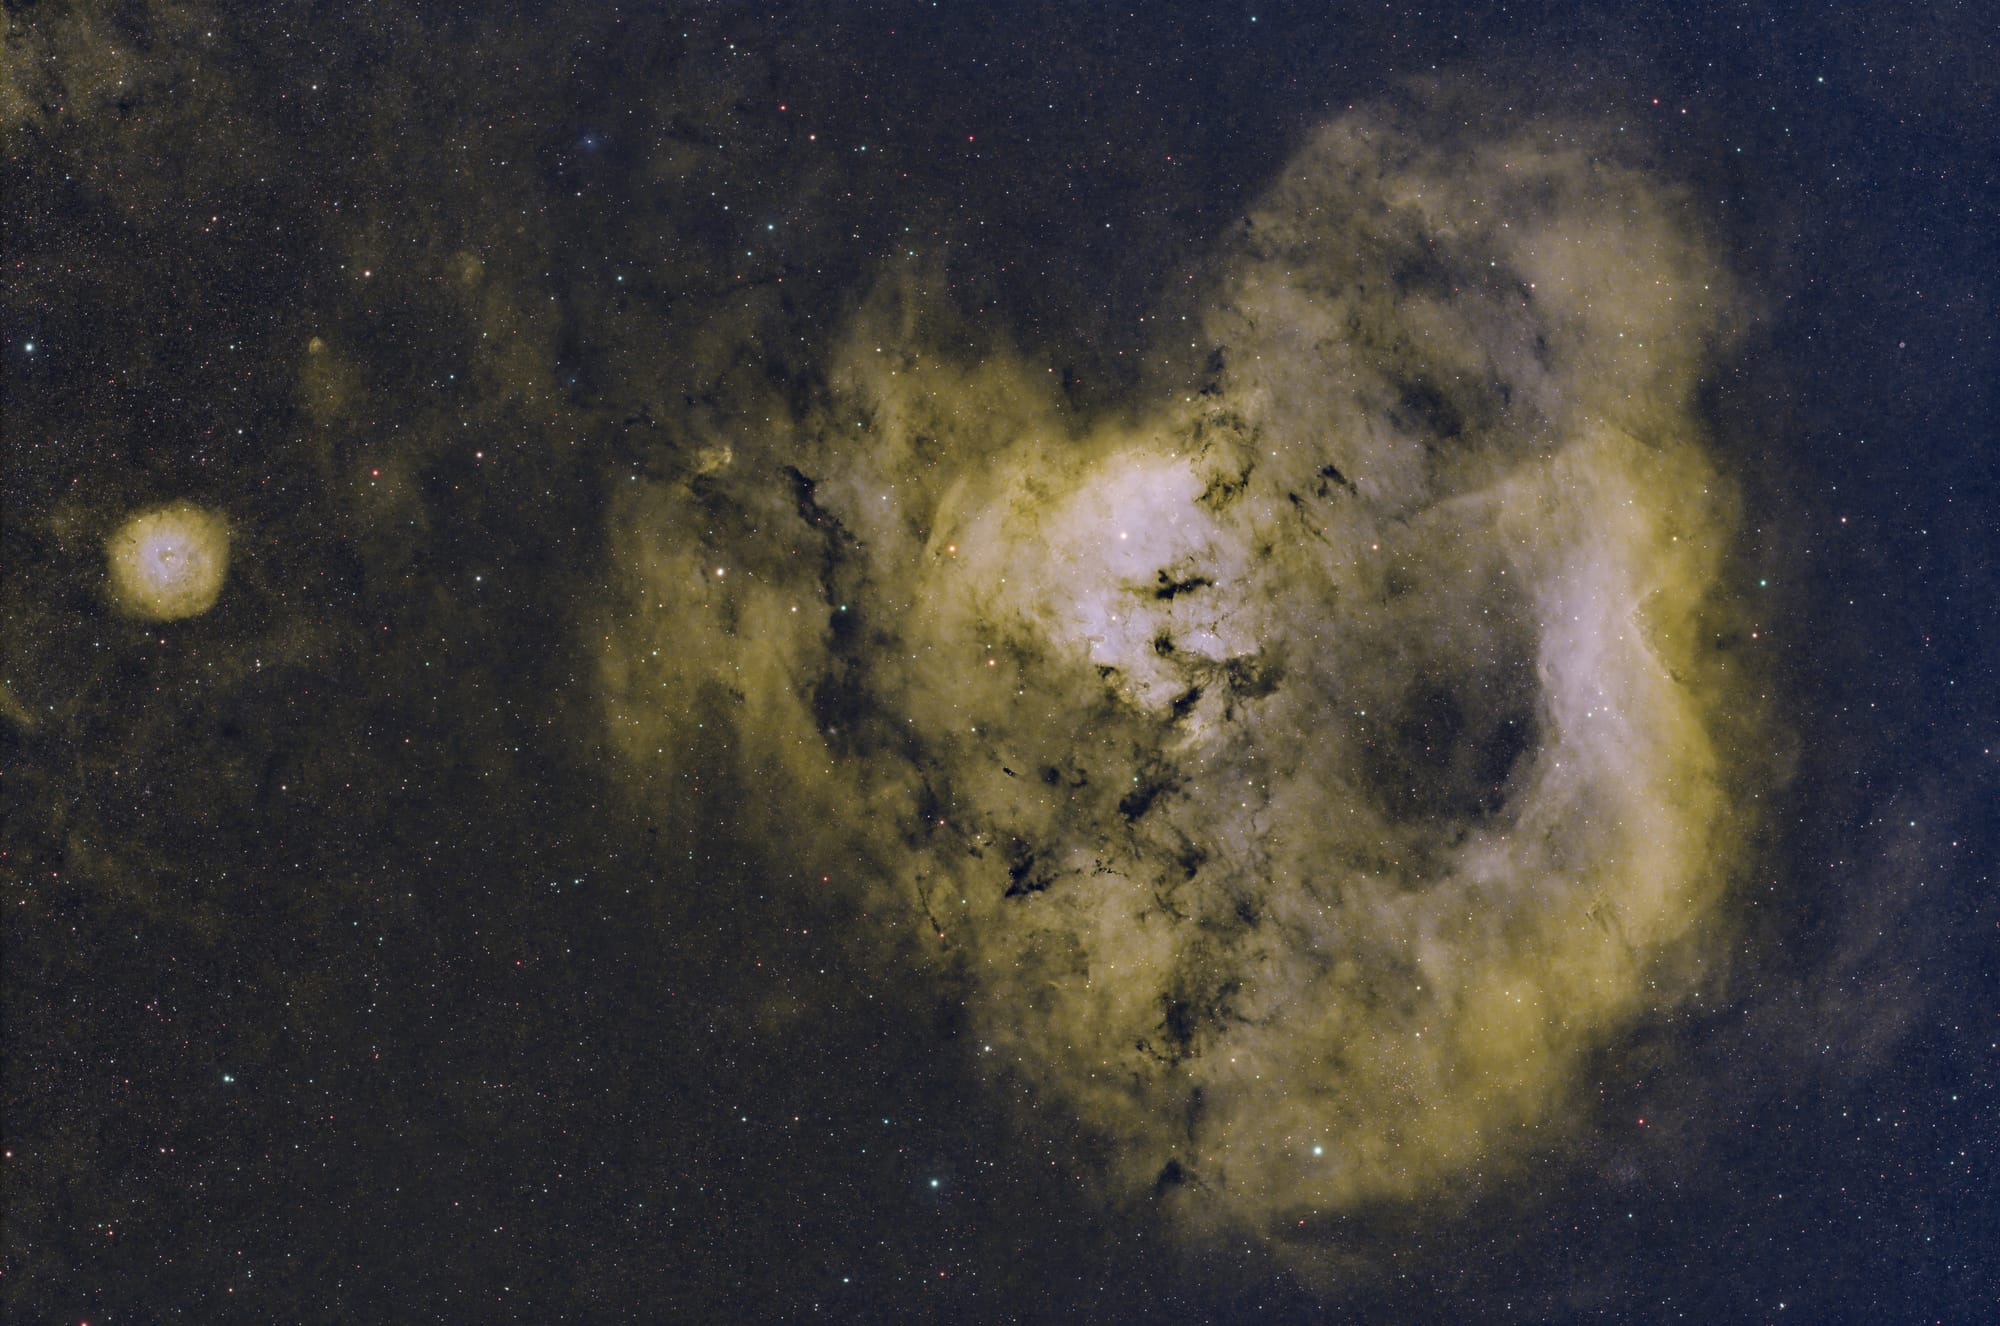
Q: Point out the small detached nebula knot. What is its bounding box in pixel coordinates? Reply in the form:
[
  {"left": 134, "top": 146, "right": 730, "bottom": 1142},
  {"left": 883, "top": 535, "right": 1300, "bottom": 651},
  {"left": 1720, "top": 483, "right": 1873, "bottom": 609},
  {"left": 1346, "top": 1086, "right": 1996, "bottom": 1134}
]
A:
[{"left": 105, "top": 501, "right": 231, "bottom": 621}]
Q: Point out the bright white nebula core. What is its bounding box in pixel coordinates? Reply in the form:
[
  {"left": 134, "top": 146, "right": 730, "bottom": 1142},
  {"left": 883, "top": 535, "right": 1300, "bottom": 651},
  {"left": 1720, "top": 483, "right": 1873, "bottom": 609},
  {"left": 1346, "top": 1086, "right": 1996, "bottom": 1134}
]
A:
[{"left": 106, "top": 502, "right": 231, "bottom": 621}]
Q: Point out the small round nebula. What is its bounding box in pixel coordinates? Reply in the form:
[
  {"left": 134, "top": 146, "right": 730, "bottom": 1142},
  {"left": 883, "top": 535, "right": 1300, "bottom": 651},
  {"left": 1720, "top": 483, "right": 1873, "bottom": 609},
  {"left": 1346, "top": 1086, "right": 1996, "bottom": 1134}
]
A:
[{"left": 106, "top": 501, "right": 231, "bottom": 621}]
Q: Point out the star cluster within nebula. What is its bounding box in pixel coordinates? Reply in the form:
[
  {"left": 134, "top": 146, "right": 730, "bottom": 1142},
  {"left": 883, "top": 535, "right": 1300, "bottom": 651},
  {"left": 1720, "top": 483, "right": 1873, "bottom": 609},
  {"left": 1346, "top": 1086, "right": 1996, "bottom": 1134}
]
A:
[{"left": 600, "top": 108, "right": 1783, "bottom": 1271}]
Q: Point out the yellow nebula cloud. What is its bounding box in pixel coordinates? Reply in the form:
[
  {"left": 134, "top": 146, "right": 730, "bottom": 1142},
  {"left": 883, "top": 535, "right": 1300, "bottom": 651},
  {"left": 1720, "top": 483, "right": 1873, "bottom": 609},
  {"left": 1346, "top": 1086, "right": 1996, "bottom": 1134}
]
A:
[
  {"left": 106, "top": 501, "right": 231, "bottom": 621},
  {"left": 598, "top": 103, "right": 1780, "bottom": 1273}
]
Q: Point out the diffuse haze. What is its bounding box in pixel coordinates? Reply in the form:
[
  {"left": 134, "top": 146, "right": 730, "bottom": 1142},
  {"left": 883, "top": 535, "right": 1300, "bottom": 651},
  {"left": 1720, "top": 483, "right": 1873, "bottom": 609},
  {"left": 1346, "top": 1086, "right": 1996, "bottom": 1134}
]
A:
[{"left": 600, "top": 105, "right": 1779, "bottom": 1263}]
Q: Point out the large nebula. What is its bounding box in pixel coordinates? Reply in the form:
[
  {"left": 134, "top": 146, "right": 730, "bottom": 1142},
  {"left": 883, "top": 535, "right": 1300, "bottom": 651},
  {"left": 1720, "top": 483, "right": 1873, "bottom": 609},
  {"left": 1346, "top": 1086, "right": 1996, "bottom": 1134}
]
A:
[{"left": 599, "top": 105, "right": 1780, "bottom": 1266}]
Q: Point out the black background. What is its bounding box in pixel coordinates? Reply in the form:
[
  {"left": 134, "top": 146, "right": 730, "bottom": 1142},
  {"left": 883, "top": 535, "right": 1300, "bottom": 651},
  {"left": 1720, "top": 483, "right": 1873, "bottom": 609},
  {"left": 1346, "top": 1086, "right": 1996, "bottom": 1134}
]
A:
[{"left": 5, "top": 2, "right": 1995, "bottom": 1320}]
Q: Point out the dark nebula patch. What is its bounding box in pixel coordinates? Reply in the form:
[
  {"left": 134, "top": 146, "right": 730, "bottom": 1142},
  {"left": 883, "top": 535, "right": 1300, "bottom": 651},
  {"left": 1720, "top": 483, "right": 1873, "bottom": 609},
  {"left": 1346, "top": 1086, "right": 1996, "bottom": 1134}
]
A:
[
  {"left": 1390, "top": 377, "right": 1465, "bottom": 441},
  {"left": 1361, "top": 675, "right": 1538, "bottom": 826}
]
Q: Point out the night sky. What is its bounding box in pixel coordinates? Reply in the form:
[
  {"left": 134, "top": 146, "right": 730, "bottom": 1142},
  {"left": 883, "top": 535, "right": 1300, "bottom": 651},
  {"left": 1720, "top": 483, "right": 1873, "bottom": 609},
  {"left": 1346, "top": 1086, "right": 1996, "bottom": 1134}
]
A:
[{"left": 5, "top": 2, "right": 1996, "bottom": 1322}]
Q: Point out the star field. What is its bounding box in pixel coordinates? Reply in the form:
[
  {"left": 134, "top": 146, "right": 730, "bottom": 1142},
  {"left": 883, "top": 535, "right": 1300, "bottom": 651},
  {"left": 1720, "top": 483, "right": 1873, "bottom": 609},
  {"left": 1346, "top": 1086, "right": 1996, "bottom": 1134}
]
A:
[{"left": 4, "top": 3, "right": 1995, "bottom": 1322}]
